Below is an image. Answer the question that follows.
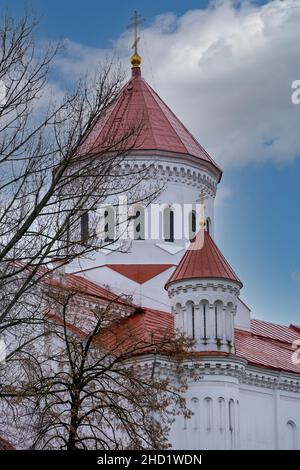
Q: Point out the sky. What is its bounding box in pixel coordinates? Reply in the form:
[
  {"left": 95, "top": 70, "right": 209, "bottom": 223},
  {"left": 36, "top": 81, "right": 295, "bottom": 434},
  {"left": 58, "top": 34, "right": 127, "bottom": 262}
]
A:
[{"left": 5, "top": 0, "right": 300, "bottom": 325}]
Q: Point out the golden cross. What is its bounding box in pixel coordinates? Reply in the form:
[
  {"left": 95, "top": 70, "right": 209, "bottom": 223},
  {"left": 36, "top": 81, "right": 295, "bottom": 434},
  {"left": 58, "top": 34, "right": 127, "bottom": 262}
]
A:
[{"left": 128, "top": 11, "right": 144, "bottom": 55}]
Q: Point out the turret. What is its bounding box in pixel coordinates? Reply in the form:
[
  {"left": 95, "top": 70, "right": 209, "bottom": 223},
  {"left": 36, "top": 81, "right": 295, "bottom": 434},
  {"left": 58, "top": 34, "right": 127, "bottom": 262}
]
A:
[{"left": 165, "top": 227, "right": 242, "bottom": 353}]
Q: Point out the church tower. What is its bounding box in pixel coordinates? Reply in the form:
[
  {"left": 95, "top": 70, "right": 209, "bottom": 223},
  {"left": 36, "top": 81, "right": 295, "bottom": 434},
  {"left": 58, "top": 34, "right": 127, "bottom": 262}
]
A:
[
  {"left": 69, "top": 14, "right": 222, "bottom": 311},
  {"left": 165, "top": 219, "right": 243, "bottom": 353}
]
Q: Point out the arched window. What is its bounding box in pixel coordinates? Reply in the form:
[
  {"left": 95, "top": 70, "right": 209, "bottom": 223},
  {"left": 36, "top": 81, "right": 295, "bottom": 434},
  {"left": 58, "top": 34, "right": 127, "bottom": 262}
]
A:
[
  {"left": 80, "top": 212, "right": 89, "bottom": 244},
  {"left": 175, "top": 303, "right": 182, "bottom": 314},
  {"left": 186, "top": 301, "right": 195, "bottom": 339},
  {"left": 226, "top": 303, "right": 234, "bottom": 342},
  {"left": 286, "top": 421, "right": 297, "bottom": 450},
  {"left": 192, "top": 304, "right": 195, "bottom": 339},
  {"left": 218, "top": 397, "right": 225, "bottom": 432},
  {"left": 189, "top": 210, "right": 197, "bottom": 241},
  {"left": 163, "top": 207, "right": 174, "bottom": 242},
  {"left": 174, "top": 303, "right": 184, "bottom": 330},
  {"left": 132, "top": 206, "right": 145, "bottom": 240},
  {"left": 190, "top": 397, "right": 199, "bottom": 430},
  {"left": 206, "top": 217, "right": 211, "bottom": 235},
  {"left": 201, "top": 301, "right": 209, "bottom": 340},
  {"left": 229, "top": 399, "right": 234, "bottom": 433},
  {"left": 104, "top": 206, "right": 115, "bottom": 242},
  {"left": 204, "top": 397, "right": 213, "bottom": 431},
  {"left": 214, "top": 301, "right": 223, "bottom": 340}
]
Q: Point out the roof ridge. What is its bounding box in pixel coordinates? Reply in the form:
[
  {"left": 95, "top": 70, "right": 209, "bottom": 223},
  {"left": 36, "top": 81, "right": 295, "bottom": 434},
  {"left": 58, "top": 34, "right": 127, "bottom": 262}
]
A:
[
  {"left": 207, "top": 234, "right": 241, "bottom": 282},
  {"left": 145, "top": 80, "right": 221, "bottom": 170},
  {"left": 165, "top": 230, "right": 242, "bottom": 288},
  {"left": 251, "top": 318, "right": 291, "bottom": 329},
  {"left": 139, "top": 77, "right": 159, "bottom": 149},
  {"left": 76, "top": 72, "right": 222, "bottom": 180}
]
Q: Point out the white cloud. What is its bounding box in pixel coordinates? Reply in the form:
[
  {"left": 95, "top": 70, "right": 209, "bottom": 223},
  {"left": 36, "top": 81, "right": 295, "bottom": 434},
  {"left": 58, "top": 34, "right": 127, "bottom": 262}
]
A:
[
  {"left": 51, "top": 0, "right": 300, "bottom": 168},
  {"left": 53, "top": 40, "right": 112, "bottom": 83}
]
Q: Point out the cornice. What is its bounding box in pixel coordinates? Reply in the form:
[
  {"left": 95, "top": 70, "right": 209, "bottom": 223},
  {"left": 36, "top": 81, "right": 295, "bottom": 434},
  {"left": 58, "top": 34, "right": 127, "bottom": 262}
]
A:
[
  {"left": 120, "top": 156, "right": 218, "bottom": 196},
  {"left": 131, "top": 354, "right": 300, "bottom": 393}
]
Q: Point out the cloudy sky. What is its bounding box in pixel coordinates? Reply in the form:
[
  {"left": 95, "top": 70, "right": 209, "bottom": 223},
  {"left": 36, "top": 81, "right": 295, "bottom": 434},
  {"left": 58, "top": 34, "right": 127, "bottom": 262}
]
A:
[{"left": 7, "top": 0, "right": 300, "bottom": 324}]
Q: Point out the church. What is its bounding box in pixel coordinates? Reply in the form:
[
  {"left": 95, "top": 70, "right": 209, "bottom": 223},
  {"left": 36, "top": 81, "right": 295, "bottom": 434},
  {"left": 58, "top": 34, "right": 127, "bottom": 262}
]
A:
[
  {"left": 6, "top": 23, "right": 292, "bottom": 450},
  {"left": 52, "top": 34, "right": 300, "bottom": 450}
]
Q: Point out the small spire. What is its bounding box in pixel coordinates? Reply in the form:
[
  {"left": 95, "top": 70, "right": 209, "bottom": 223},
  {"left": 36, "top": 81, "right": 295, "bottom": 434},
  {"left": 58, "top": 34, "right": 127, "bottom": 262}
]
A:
[
  {"left": 129, "top": 11, "right": 143, "bottom": 69},
  {"left": 199, "top": 190, "right": 206, "bottom": 230}
]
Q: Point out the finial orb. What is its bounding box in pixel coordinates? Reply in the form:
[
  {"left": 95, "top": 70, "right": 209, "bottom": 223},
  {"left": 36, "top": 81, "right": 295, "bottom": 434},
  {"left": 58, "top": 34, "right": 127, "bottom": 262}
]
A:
[{"left": 131, "top": 53, "right": 142, "bottom": 68}]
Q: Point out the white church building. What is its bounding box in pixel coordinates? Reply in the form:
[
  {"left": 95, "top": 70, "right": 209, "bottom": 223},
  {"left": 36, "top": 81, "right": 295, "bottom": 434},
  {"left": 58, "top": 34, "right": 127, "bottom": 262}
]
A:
[{"left": 62, "top": 48, "right": 300, "bottom": 450}]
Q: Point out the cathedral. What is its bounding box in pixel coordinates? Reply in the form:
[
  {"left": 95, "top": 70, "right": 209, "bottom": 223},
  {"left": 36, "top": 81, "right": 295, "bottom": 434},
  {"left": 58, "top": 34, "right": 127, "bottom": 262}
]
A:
[{"left": 53, "top": 38, "right": 300, "bottom": 451}]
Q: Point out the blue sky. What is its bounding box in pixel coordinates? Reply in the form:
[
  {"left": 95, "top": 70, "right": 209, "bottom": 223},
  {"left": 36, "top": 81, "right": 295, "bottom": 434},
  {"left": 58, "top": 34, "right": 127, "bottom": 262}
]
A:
[
  {"left": 6, "top": 0, "right": 300, "bottom": 325},
  {"left": 8, "top": 0, "right": 268, "bottom": 46}
]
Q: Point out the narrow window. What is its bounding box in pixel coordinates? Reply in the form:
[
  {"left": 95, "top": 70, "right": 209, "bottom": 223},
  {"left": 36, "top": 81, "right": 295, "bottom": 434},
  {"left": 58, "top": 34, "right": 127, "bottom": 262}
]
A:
[
  {"left": 189, "top": 210, "right": 196, "bottom": 241},
  {"left": 229, "top": 399, "right": 234, "bottom": 432},
  {"left": 135, "top": 210, "right": 141, "bottom": 237},
  {"left": 192, "top": 304, "right": 195, "bottom": 340},
  {"left": 81, "top": 212, "right": 89, "bottom": 244},
  {"left": 191, "top": 398, "right": 199, "bottom": 430},
  {"left": 104, "top": 207, "right": 115, "bottom": 242},
  {"left": 215, "top": 305, "right": 218, "bottom": 340},
  {"left": 218, "top": 398, "right": 225, "bottom": 432},
  {"left": 215, "top": 302, "right": 223, "bottom": 340},
  {"left": 205, "top": 397, "right": 213, "bottom": 431},
  {"left": 133, "top": 206, "right": 145, "bottom": 240},
  {"left": 203, "top": 303, "right": 207, "bottom": 339},
  {"left": 226, "top": 304, "right": 233, "bottom": 341},
  {"left": 164, "top": 208, "right": 174, "bottom": 242}
]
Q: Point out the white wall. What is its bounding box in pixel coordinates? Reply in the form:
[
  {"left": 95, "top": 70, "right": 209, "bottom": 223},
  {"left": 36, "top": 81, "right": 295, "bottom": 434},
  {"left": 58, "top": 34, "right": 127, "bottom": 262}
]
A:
[
  {"left": 235, "top": 298, "right": 251, "bottom": 331},
  {"left": 169, "top": 360, "right": 300, "bottom": 450},
  {"left": 67, "top": 153, "right": 219, "bottom": 303}
]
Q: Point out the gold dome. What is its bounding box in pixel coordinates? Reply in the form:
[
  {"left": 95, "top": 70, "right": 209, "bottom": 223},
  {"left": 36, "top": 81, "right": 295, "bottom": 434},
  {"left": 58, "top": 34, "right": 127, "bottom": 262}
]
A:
[{"left": 130, "top": 53, "right": 142, "bottom": 68}]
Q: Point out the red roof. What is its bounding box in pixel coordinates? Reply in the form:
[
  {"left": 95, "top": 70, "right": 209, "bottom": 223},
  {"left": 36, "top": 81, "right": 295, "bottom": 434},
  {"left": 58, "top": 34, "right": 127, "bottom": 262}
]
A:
[
  {"left": 48, "top": 273, "right": 300, "bottom": 375},
  {"left": 124, "top": 309, "right": 300, "bottom": 374},
  {"left": 250, "top": 318, "right": 300, "bottom": 344},
  {"left": 106, "top": 264, "right": 175, "bottom": 284},
  {"left": 100, "top": 307, "right": 174, "bottom": 355},
  {"left": 78, "top": 68, "right": 221, "bottom": 180},
  {"left": 100, "top": 307, "right": 300, "bottom": 374},
  {"left": 165, "top": 229, "right": 242, "bottom": 288},
  {"left": 47, "top": 272, "right": 131, "bottom": 306},
  {"left": 235, "top": 320, "right": 300, "bottom": 374}
]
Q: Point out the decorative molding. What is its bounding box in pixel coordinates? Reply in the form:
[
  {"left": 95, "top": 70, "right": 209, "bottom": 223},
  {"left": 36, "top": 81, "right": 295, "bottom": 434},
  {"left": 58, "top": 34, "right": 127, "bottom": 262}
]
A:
[
  {"left": 132, "top": 354, "right": 300, "bottom": 393},
  {"left": 120, "top": 158, "right": 218, "bottom": 197},
  {"left": 168, "top": 279, "right": 241, "bottom": 301},
  {"left": 241, "top": 367, "right": 300, "bottom": 393}
]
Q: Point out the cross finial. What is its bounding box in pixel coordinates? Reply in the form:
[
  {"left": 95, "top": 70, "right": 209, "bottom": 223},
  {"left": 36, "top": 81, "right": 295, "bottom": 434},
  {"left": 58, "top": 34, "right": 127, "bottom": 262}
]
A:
[{"left": 128, "top": 11, "right": 144, "bottom": 69}]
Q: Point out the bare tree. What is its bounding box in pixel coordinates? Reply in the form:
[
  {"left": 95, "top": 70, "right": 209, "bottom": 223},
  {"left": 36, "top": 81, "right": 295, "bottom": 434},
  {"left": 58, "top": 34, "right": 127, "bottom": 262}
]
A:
[
  {"left": 19, "top": 283, "right": 195, "bottom": 450},
  {"left": 0, "top": 10, "right": 162, "bottom": 333},
  {"left": 0, "top": 12, "right": 167, "bottom": 448},
  {"left": 0, "top": 11, "right": 160, "bottom": 326}
]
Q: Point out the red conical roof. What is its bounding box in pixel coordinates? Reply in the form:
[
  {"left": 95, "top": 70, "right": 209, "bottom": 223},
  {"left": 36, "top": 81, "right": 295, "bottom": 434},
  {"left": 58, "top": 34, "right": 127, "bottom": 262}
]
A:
[
  {"left": 78, "top": 68, "right": 222, "bottom": 181},
  {"left": 165, "top": 230, "right": 242, "bottom": 289}
]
